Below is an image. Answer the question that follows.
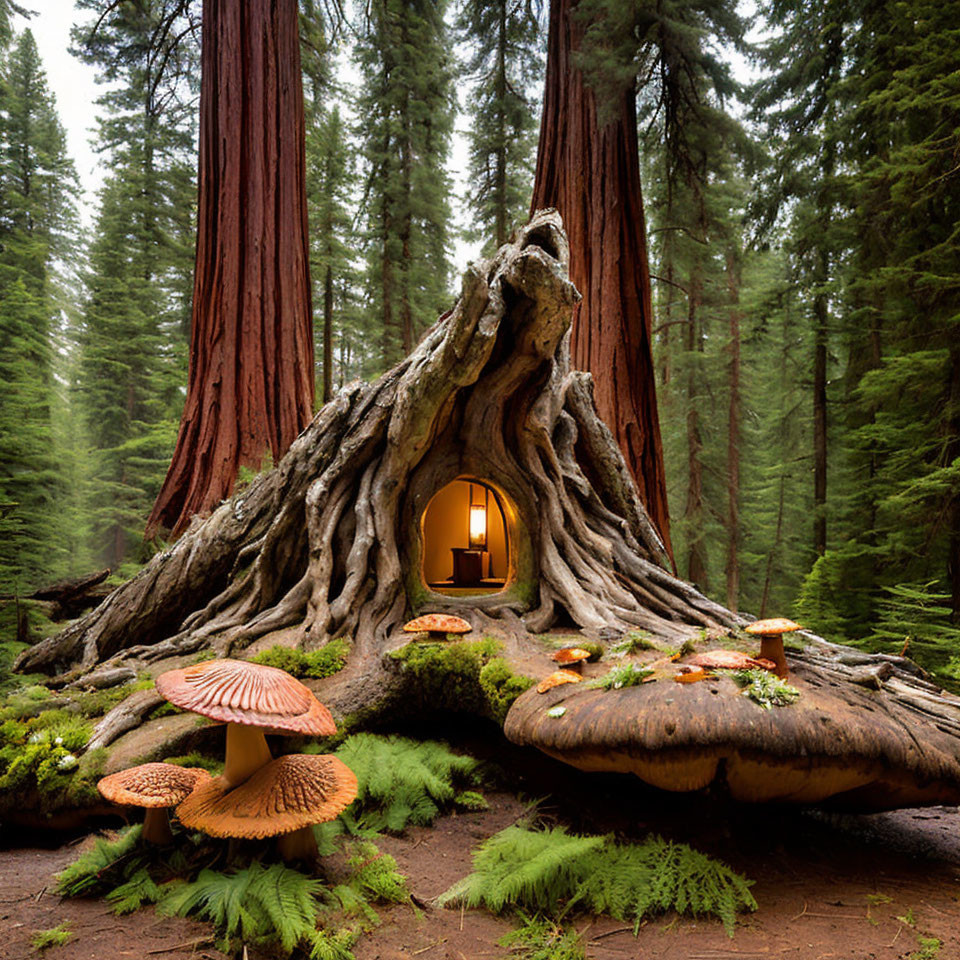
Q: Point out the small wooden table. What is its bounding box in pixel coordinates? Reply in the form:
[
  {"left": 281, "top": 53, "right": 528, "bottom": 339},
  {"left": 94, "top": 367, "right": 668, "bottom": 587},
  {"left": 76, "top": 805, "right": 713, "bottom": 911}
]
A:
[{"left": 451, "top": 547, "right": 484, "bottom": 585}]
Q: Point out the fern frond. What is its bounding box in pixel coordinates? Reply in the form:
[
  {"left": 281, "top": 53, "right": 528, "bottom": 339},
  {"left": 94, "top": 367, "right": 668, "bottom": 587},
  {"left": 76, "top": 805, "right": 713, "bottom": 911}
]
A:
[
  {"left": 441, "top": 826, "right": 757, "bottom": 936},
  {"left": 307, "top": 928, "right": 359, "bottom": 960},
  {"left": 55, "top": 826, "right": 144, "bottom": 896},
  {"left": 104, "top": 868, "right": 163, "bottom": 915},
  {"left": 335, "top": 734, "right": 482, "bottom": 834}
]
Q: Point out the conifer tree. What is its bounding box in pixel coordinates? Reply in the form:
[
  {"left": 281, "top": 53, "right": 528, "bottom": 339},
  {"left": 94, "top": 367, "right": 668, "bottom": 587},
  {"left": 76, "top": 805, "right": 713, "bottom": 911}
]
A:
[
  {"left": 306, "top": 104, "right": 359, "bottom": 403},
  {"left": 457, "top": 0, "right": 541, "bottom": 252},
  {"left": 357, "top": 0, "right": 455, "bottom": 369},
  {"left": 71, "top": 0, "right": 196, "bottom": 567},
  {"left": 0, "top": 28, "right": 78, "bottom": 592}
]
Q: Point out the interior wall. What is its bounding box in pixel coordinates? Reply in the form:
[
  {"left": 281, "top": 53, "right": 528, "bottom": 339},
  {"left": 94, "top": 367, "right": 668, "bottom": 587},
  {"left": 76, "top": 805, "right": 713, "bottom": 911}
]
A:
[{"left": 422, "top": 480, "right": 507, "bottom": 584}]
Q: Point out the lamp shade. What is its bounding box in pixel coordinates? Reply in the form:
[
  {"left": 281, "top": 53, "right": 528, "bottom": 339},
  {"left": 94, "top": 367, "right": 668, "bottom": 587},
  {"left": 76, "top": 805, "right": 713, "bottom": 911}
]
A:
[{"left": 469, "top": 503, "right": 487, "bottom": 549}]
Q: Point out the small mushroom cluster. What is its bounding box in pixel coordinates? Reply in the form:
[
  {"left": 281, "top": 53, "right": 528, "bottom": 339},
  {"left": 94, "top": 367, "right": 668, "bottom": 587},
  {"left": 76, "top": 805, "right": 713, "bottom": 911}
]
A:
[{"left": 98, "top": 658, "right": 357, "bottom": 860}]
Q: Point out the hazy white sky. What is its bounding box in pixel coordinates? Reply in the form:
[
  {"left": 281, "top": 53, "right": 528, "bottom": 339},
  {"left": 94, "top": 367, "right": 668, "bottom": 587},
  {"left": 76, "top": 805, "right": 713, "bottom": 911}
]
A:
[{"left": 18, "top": 0, "right": 107, "bottom": 224}]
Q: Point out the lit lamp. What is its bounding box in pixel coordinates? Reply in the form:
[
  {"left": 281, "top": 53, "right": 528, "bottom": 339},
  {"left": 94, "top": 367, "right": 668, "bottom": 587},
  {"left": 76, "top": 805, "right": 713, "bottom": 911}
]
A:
[{"left": 469, "top": 502, "right": 487, "bottom": 550}]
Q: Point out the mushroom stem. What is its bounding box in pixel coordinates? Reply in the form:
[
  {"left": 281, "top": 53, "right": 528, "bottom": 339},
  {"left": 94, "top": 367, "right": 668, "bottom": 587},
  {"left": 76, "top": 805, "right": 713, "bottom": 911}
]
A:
[
  {"left": 223, "top": 723, "right": 273, "bottom": 788},
  {"left": 142, "top": 807, "right": 174, "bottom": 845},
  {"left": 277, "top": 826, "right": 319, "bottom": 863},
  {"left": 759, "top": 635, "right": 788, "bottom": 679}
]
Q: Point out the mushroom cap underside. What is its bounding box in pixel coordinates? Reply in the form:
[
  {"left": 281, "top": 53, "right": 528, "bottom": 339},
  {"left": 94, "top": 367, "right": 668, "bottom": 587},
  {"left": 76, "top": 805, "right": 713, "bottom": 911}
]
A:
[
  {"left": 176, "top": 754, "right": 358, "bottom": 838},
  {"left": 503, "top": 668, "right": 960, "bottom": 809},
  {"left": 98, "top": 763, "right": 211, "bottom": 808},
  {"left": 156, "top": 658, "right": 336, "bottom": 735}
]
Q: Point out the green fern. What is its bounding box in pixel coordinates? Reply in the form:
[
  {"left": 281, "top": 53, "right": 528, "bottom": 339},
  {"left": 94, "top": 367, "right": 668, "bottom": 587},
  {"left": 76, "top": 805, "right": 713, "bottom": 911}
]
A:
[
  {"left": 347, "top": 841, "right": 410, "bottom": 904},
  {"left": 55, "top": 826, "right": 144, "bottom": 896},
  {"left": 30, "top": 922, "right": 73, "bottom": 952},
  {"left": 307, "top": 929, "right": 359, "bottom": 960},
  {"left": 335, "top": 734, "right": 482, "bottom": 833},
  {"left": 497, "top": 913, "right": 584, "bottom": 960},
  {"left": 104, "top": 867, "right": 163, "bottom": 915},
  {"left": 159, "top": 862, "right": 325, "bottom": 954},
  {"left": 440, "top": 825, "right": 757, "bottom": 937}
]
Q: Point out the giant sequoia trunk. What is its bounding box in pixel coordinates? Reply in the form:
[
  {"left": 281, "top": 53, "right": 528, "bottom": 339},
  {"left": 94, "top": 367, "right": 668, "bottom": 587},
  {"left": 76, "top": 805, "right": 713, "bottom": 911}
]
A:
[
  {"left": 530, "top": 0, "right": 673, "bottom": 563},
  {"left": 18, "top": 214, "right": 728, "bottom": 705},
  {"left": 146, "top": 0, "right": 315, "bottom": 540}
]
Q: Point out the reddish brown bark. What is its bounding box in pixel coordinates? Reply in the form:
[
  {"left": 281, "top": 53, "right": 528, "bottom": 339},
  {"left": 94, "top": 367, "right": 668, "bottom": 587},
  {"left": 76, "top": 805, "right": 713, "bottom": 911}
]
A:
[
  {"left": 530, "top": 0, "right": 673, "bottom": 564},
  {"left": 146, "top": 0, "right": 314, "bottom": 541}
]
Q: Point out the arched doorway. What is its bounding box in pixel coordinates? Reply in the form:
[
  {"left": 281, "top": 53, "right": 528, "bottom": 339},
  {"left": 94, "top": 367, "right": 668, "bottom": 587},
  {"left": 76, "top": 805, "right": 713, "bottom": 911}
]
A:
[{"left": 421, "top": 478, "right": 510, "bottom": 596}]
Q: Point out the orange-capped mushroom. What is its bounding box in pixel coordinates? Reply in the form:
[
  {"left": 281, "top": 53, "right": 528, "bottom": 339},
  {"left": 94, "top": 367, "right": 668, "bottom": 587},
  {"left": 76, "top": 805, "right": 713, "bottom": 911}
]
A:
[
  {"left": 686, "top": 650, "right": 776, "bottom": 672},
  {"left": 177, "top": 754, "right": 358, "bottom": 861},
  {"left": 743, "top": 618, "right": 802, "bottom": 679},
  {"left": 98, "top": 763, "right": 211, "bottom": 844},
  {"left": 537, "top": 669, "right": 583, "bottom": 693},
  {"left": 550, "top": 648, "right": 591, "bottom": 674},
  {"left": 402, "top": 614, "right": 472, "bottom": 635}
]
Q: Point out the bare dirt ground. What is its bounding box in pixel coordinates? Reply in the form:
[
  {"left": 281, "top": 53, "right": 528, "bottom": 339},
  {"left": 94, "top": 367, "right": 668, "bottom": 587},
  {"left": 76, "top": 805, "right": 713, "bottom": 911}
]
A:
[{"left": 1, "top": 741, "right": 958, "bottom": 960}]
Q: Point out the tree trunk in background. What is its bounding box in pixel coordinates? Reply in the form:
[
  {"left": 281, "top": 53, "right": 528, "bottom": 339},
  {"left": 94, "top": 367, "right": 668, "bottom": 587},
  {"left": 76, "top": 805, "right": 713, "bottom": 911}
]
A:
[
  {"left": 948, "top": 345, "right": 960, "bottom": 623},
  {"left": 530, "top": 0, "right": 673, "bottom": 565},
  {"left": 684, "top": 259, "right": 707, "bottom": 589},
  {"left": 146, "top": 0, "right": 314, "bottom": 541},
  {"left": 725, "top": 248, "right": 741, "bottom": 612},
  {"left": 323, "top": 264, "right": 334, "bottom": 404},
  {"left": 813, "top": 255, "right": 828, "bottom": 557}
]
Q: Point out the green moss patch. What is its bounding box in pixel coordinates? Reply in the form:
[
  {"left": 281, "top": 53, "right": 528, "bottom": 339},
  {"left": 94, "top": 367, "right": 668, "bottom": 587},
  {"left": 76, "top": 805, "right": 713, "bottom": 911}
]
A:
[
  {"left": 388, "top": 636, "right": 534, "bottom": 723},
  {"left": 250, "top": 638, "right": 350, "bottom": 679}
]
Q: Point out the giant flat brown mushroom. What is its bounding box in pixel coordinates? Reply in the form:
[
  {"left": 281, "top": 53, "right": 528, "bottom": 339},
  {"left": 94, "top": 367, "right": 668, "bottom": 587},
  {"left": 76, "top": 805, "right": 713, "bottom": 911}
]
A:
[
  {"left": 177, "top": 754, "right": 357, "bottom": 861},
  {"left": 98, "top": 763, "right": 211, "bottom": 844},
  {"left": 156, "top": 659, "right": 336, "bottom": 788},
  {"left": 504, "top": 662, "right": 960, "bottom": 808},
  {"left": 743, "top": 618, "right": 801, "bottom": 678}
]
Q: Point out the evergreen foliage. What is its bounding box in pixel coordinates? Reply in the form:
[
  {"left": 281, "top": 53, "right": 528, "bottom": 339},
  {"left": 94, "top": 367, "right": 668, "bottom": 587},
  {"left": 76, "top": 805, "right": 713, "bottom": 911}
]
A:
[
  {"left": 334, "top": 733, "right": 482, "bottom": 833},
  {"left": 70, "top": 0, "right": 197, "bottom": 567},
  {"left": 0, "top": 27, "right": 79, "bottom": 594},
  {"left": 456, "top": 0, "right": 541, "bottom": 252},
  {"left": 356, "top": 0, "right": 456, "bottom": 370},
  {"left": 440, "top": 824, "right": 757, "bottom": 936}
]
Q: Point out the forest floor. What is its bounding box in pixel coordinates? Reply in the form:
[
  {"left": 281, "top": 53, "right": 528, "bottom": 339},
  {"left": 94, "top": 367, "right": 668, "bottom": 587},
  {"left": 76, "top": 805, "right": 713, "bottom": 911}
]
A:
[{"left": 2, "top": 760, "right": 958, "bottom": 960}]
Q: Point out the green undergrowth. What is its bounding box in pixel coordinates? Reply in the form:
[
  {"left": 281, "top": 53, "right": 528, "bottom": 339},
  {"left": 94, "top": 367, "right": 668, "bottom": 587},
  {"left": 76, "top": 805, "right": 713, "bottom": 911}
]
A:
[
  {"left": 0, "top": 710, "right": 105, "bottom": 814},
  {"left": 725, "top": 669, "right": 801, "bottom": 709},
  {"left": 30, "top": 921, "right": 74, "bottom": 952},
  {"left": 388, "top": 636, "right": 535, "bottom": 722},
  {"left": 250, "top": 639, "right": 351, "bottom": 679},
  {"left": 538, "top": 636, "right": 604, "bottom": 661},
  {"left": 316, "top": 733, "right": 487, "bottom": 834},
  {"left": 439, "top": 824, "right": 757, "bottom": 937},
  {"left": 498, "top": 914, "right": 585, "bottom": 960},
  {"left": 609, "top": 631, "right": 659, "bottom": 655},
  {"left": 57, "top": 823, "right": 412, "bottom": 958},
  {"left": 590, "top": 663, "right": 653, "bottom": 690}
]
